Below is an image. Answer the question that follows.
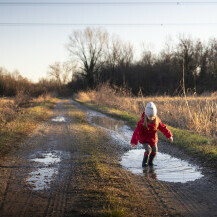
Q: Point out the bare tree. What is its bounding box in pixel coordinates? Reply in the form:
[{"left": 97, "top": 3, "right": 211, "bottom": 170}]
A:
[
  {"left": 48, "top": 62, "right": 62, "bottom": 90},
  {"left": 48, "top": 61, "right": 73, "bottom": 88},
  {"left": 62, "top": 61, "right": 75, "bottom": 84},
  {"left": 67, "top": 27, "right": 109, "bottom": 88}
]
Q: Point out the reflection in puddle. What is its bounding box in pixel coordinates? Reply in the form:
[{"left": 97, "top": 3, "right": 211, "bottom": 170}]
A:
[
  {"left": 26, "top": 168, "right": 57, "bottom": 191},
  {"left": 32, "top": 153, "right": 61, "bottom": 165},
  {"left": 87, "top": 112, "right": 133, "bottom": 146},
  {"left": 90, "top": 116, "right": 124, "bottom": 131},
  {"left": 87, "top": 111, "right": 203, "bottom": 183},
  {"left": 26, "top": 151, "right": 62, "bottom": 191},
  {"left": 52, "top": 115, "right": 66, "bottom": 122},
  {"left": 121, "top": 149, "right": 203, "bottom": 183}
]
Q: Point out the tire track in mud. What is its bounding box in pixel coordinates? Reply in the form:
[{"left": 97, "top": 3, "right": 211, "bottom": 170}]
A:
[
  {"left": 18, "top": 190, "right": 34, "bottom": 217},
  {"left": 42, "top": 113, "right": 75, "bottom": 217},
  {"left": 61, "top": 122, "right": 77, "bottom": 217},
  {"left": 116, "top": 166, "right": 170, "bottom": 216},
  {"left": 42, "top": 124, "right": 75, "bottom": 217},
  {"left": 164, "top": 182, "right": 205, "bottom": 217},
  {"left": 0, "top": 169, "right": 13, "bottom": 211},
  {"left": 148, "top": 177, "right": 202, "bottom": 217}
]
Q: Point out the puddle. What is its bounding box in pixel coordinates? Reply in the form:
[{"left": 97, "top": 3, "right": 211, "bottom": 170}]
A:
[
  {"left": 120, "top": 149, "right": 203, "bottom": 183},
  {"left": 87, "top": 112, "right": 133, "bottom": 146},
  {"left": 32, "top": 152, "right": 61, "bottom": 165},
  {"left": 87, "top": 111, "right": 203, "bottom": 183},
  {"left": 26, "top": 151, "right": 63, "bottom": 191},
  {"left": 51, "top": 115, "right": 66, "bottom": 122},
  {"left": 26, "top": 168, "right": 58, "bottom": 191}
]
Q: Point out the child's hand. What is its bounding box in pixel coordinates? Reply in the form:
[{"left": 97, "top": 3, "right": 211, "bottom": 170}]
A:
[
  {"left": 131, "top": 143, "right": 136, "bottom": 148},
  {"left": 169, "top": 137, "right": 173, "bottom": 143}
]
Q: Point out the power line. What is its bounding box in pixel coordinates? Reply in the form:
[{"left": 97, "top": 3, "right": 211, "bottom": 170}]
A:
[
  {"left": 1, "top": 1, "right": 217, "bottom": 6},
  {"left": 0, "top": 22, "right": 217, "bottom": 26}
]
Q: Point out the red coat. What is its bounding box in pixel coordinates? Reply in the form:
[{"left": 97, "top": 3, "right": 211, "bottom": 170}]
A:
[{"left": 131, "top": 112, "right": 172, "bottom": 146}]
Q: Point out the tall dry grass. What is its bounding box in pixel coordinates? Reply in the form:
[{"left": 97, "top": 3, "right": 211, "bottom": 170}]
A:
[
  {"left": 0, "top": 93, "right": 55, "bottom": 155},
  {"left": 0, "top": 91, "right": 32, "bottom": 127},
  {"left": 76, "top": 84, "right": 217, "bottom": 137}
]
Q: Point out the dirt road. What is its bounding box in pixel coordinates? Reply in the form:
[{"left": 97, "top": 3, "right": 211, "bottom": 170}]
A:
[{"left": 0, "top": 99, "right": 216, "bottom": 217}]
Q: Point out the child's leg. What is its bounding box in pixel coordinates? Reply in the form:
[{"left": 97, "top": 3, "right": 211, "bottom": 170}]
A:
[
  {"left": 142, "top": 143, "right": 151, "bottom": 167},
  {"left": 151, "top": 144, "right": 158, "bottom": 154},
  {"left": 149, "top": 144, "right": 158, "bottom": 166}
]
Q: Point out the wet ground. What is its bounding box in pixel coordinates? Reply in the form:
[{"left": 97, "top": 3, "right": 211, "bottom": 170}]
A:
[{"left": 0, "top": 99, "right": 216, "bottom": 217}]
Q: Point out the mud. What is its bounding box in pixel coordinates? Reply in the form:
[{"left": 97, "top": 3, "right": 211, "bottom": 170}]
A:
[
  {"left": 26, "top": 151, "right": 68, "bottom": 191},
  {"left": 0, "top": 99, "right": 216, "bottom": 217}
]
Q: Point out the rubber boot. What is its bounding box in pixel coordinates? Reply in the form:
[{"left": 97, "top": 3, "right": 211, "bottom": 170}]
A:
[
  {"left": 148, "top": 154, "right": 156, "bottom": 166},
  {"left": 142, "top": 154, "right": 149, "bottom": 167}
]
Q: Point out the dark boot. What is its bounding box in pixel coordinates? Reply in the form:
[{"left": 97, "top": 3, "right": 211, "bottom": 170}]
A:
[
  {"left": 142, "top": 154, "right": 149, "bottom": 167},
  {"left": 149, "top": 154, "right": 156, "bottom": 166}
]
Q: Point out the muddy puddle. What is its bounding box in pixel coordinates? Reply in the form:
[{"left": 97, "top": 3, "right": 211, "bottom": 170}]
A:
[
  {"left": 26, "top": 151, "right": 66, "bottom": 191},
  {"left": 87, "top": 111, "right": 203, "bottom": 183},
  {"left": 51, "top": 115, "right": 67, "bottom": 122},
  {"left": 121, "top": 150, "right": 203, "bottom": 183}
]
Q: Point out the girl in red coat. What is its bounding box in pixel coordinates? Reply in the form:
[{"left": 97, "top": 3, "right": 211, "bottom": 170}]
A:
[{"left": 131, "top": 102, "right": 173, "bottom": 167}]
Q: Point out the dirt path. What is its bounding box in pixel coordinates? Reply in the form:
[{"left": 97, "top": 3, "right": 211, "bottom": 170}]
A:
[{"left": 0, "top": 99, "right": 216, "bottom": 217}]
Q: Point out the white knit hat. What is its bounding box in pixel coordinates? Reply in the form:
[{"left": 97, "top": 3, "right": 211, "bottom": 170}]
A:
[{"left": 145, "top": 102, "right": 157, "bottom": 117}]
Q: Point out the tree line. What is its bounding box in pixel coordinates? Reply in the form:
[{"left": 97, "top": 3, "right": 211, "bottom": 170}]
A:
[
  {"left": 0, "top": 67, "right": 70, "bottom": 97},
  {"left": 1, "top": 27, "right": 217, "bottom": 97},
  {"left": 67, "top": 28, "right": 217, "bottom": 95}
]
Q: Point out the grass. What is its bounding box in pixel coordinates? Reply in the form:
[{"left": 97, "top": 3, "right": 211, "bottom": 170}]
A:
[
  {"left": 74, "top": 98, "right": 217, "bottom": 166},
  {"left": 0, "top": 96, "right": 58, "bottom": 155}
]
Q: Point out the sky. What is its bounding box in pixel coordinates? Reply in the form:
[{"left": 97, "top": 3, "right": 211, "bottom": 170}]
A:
[{"left": 1, "top": 0, "right": 217, "bottom": 82}]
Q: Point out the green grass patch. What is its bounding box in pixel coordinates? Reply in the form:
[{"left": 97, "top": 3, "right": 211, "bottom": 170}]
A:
[
  {"left": 102, "top": 207, "right": 126, "bottom": 217},
  {"left": 74, "top": 98, "right": 217, "bottom": 164}
]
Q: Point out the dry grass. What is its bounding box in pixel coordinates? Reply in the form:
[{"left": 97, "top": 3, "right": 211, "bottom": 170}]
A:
[
  {"left": 0, "top": 94, "right": 57, "bottom": 155},
  {"left": 76, "top": 84, "right": 217, "bottom": 138}
]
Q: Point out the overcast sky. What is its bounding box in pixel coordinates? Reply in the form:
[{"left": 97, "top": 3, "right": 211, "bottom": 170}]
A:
[{"left": 1, "top": 0, "right": 217, "bottom": 82}]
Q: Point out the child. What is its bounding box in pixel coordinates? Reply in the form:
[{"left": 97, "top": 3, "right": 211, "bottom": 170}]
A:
[{"left": 131, "top": 102, "right": 173, "bottom": 167}]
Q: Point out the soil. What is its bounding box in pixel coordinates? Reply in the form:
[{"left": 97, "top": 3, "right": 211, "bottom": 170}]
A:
[{"left": 0, "top": 99, "right": 216, "bottom": 217}]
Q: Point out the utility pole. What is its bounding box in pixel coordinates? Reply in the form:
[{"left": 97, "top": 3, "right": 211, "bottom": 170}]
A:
[{"left": 182, "top": 52, "right": 193, "bottom": 121}]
